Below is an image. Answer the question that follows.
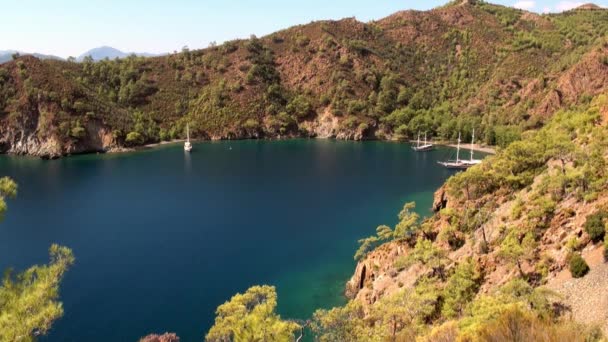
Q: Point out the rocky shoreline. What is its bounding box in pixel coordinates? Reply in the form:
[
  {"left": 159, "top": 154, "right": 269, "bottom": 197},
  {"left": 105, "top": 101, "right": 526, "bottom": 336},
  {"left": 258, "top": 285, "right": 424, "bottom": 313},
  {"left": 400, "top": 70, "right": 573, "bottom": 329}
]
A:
[{"left": 1, "top": 131, "right": 497, "bottom": 159}]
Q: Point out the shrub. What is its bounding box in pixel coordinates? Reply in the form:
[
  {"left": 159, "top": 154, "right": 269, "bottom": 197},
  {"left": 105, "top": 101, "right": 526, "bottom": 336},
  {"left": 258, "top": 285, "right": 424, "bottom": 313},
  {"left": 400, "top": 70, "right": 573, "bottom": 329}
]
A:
[
  {"left": 476, "top": 306, "right": 598, "bottom": 342},
  {"left": 287, "top": 95, "right": 312, "bottom": 119},
  {"left": 70, "top": 126, "right": 86, "bottom": 139},
  {"left": 584, "top": 210, "right": 607, "bottom": 243},
  {"left": 442, "top": 259, "right": 481, "bottom": 318},
  {"left": 604, "top": 235, "right": 608, "bottom": 262},
  {"left": 295, "top": 34, "right": 310, "bottom": 47},
  {"left": 125, "top": 131, "right": 144, "bottom": 146},
  {"left": 569, "top": 253, "right": 589, "bottom": 278}
]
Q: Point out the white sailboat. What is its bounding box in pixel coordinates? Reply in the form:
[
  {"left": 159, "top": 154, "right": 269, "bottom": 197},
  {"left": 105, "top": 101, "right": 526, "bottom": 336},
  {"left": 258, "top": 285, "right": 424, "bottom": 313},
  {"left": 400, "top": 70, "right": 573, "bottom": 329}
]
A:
[
  {"left": 438, "top": 129, "right": 480, "bottom": 169},
  {"left": 184, "top": 123, "right": 193, "bottom": 152},
  {"left": 411, "top": 131, "right": 434, "bottom": 152},
  {"left": 462, "top": 128, "right": 482, "bottom": 166}
]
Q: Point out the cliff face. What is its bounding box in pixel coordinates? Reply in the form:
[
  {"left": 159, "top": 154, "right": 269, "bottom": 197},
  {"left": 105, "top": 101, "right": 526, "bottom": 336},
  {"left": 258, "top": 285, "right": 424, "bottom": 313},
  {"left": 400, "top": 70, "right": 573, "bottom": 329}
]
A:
[
  {"left": 0, "top": 116, "right": 115, "bottom": 158},
  {"left": 1, "top": 3, "right": 608, "bottom": 157}
]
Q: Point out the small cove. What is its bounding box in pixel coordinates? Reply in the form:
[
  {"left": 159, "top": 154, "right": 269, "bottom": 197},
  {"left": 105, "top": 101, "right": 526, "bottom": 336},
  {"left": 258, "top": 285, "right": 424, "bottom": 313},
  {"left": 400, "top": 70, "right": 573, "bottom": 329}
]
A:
[{"left": 0, "top": 140, "right": 484, "bottom": 341}]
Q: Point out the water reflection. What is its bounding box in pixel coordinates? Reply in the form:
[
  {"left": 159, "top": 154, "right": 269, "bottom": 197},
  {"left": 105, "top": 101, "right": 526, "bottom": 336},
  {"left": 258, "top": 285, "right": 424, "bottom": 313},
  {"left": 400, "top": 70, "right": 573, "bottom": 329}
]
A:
[{"left": 184, "top": 149, "right": 192, "bottom": 174}]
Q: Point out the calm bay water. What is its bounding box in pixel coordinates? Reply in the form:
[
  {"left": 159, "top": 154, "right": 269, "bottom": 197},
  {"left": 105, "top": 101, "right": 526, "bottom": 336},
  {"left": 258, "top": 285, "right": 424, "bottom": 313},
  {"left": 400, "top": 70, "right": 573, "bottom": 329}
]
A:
[{"left": 0, "top": 140, "right": 475, "bottom": 341}]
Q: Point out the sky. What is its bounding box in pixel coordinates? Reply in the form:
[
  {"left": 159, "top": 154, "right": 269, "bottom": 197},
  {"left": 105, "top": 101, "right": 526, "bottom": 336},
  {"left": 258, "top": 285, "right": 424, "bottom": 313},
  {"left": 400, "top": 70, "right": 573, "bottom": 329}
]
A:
[{"left": 1, "top": 0, "right": 606, "bottom": 58}]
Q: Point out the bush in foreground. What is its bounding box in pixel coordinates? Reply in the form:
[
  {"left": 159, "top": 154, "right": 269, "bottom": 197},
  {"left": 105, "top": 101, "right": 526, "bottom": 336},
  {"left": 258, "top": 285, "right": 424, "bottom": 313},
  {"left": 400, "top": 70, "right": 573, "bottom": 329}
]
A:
[
  {"left": 569, "top": 253, "right": 590, "bottom": 278},
  {"left": 604, "top": 235, "right": 608, "bottom": 262},
  {"left": 584, "top": 210, "right": 607, "bottom": 243}
]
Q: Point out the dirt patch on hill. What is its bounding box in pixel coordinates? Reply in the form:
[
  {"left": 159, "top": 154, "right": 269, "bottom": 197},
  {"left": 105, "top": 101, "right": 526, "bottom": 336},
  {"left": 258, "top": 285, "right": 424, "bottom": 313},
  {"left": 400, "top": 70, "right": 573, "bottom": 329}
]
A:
[{"left": 545, "top": 246, "right": 608, "bottom": 334}]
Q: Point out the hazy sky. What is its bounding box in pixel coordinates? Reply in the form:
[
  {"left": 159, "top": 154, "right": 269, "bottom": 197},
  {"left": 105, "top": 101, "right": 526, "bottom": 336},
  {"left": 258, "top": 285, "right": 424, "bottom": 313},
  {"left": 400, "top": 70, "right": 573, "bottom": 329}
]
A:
[{"left": 2, "top": 0, "right": 606, "bottom": 58}]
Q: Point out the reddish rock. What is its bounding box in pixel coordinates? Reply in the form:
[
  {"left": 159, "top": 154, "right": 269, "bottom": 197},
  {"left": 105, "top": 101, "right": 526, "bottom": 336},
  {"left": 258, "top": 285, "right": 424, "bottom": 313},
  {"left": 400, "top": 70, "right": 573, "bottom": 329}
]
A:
[{"left": 139, "top": 333, "right": 180, "bottom": 342}]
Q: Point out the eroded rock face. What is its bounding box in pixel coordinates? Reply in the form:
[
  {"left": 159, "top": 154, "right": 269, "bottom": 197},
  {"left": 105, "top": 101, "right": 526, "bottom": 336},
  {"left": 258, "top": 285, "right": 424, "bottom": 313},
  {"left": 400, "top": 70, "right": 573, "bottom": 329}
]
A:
[
  {"left": 139, "top": 333, "right": 180, "bottom": 342},
  {"left": 300, "top": 108, "right": 372, "bottom": 141},
  {"left": 432, "top": 185, "right": 449, "bottom": 212},
  {"left": 535, "top": 45, "right": 608, "bottom": 117},
  {"left": 0, "top": 117, "right": 116, "bottom": 158},
  {"left": 346, "top": 242, "right": 422, "bottom": 306}
]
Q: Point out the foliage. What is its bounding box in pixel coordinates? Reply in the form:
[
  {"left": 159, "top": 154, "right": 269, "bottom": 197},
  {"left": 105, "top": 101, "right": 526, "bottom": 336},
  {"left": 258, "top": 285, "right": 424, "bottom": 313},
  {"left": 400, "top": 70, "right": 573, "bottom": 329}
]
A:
[
  {"left": 441, "top": 258, "right": 482, "bottom": 319},
  {"left": 125, "top": 131, "right": 144, "bottom": 146},
  {"left": 354, "top": 225, "right": 392, "bottom": 261},
  {"left": 499, "top": 229, "right": 536, "bottom": 277},
  {"left": 584, "top": 210, "right": 607, "bottom": 243},
  {"left": 569, "top": 253, "right": 590, "bottom": 278},
  {"left": 0, "top": 177, "right": 17, "bottom": 222},
  {"left": 354, "top": 202, "right": 420, "bottom": 260},
  {"left": 604, "top": 234, "right": 608, "bottom": 262},
  {"left": 476, "top": 306, "right": 599, "bottom": 342},
  {"left": 458, "top": 278, "right": 559, "bottom": 337},
  {"left": 286, "top": 95, "right": 312, "bottom": 119},
  {"left": 311, "top": 301, "right": 369, "bottom": 342},
  {"left": 205, "top": 285, "right": 300, "bottom": 342},
  {"left": 0, "top": 244, "right": 75, "bottom": 342},
  {"left": 70, "top": 120, "right": 86, "bottom": 139},
  {"left": 394, "top": 202, "right": 420, "bottom": 241},
  {"left": 406, "top": 238, "right": 447, "bottom": 273}
]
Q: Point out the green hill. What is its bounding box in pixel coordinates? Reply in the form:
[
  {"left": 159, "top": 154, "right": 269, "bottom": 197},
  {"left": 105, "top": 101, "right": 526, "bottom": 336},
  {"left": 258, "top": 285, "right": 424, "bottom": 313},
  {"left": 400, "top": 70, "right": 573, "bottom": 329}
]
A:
[{"left": 1, "top": 1, "right": 607, "bottom": 158}]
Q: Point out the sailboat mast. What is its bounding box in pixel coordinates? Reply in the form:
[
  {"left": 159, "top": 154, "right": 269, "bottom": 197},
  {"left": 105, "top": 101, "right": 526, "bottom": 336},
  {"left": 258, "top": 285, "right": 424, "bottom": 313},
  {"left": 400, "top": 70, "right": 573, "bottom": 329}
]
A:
[
  {"left": 456, "top": 132, "right": 461, "bottom": 162},
  {"left": 417, "top": 132, "right": 420, "bottom": 148},
  {"left": 187, "top": 123, "right": 190, "bottom": 142},
  {"left": 470, "top": 128, "right": 475, "bottom": 161},
  {"left": 424, "top": 132, "right": 427, "bottom": 146}
]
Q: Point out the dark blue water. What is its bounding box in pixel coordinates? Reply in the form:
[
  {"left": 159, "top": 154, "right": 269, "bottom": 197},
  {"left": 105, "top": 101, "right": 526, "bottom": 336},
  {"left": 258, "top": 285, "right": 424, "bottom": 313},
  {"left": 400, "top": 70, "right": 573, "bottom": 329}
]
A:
[{"left": 0, "top": 140, "right": 470, "bottom": 341}]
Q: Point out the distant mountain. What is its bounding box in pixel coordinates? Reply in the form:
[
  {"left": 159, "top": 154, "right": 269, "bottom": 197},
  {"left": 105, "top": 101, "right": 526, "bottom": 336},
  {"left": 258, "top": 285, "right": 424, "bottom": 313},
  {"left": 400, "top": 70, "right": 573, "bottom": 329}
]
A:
[
  {"left": 77, "top": 46, "right": 161, "bottom": 61},
  {"left": 0, "top": 50, "right": 63, "bottom": 64}
]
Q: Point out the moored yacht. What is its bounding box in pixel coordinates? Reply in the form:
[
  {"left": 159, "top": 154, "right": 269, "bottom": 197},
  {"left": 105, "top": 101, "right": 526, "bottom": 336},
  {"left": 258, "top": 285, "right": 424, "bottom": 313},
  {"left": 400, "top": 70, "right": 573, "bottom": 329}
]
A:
[
  {"left": 412, "top": 132, "right": 434, "bottom": 152},
  {"left": 184, "top": 123, "right": 193, "bottom": 152},
  {"left": 438, "top": 129, "right": 481, "bottom": 169}
]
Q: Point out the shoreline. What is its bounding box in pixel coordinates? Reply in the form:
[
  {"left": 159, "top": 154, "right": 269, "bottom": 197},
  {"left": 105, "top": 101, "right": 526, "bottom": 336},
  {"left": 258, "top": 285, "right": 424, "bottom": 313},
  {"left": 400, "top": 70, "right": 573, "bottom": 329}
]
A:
[
  {"left": 107, "top": 139, "right": 187, "bottom": 154},
  {"left": 408, "top": 140, "right": 496, "bottom": 154},
  {"left": 445, "top": 143, "right": 496, "bottom": 154},
  {"left": 2, "top": 137, "right": 497, "bottom": 159}
]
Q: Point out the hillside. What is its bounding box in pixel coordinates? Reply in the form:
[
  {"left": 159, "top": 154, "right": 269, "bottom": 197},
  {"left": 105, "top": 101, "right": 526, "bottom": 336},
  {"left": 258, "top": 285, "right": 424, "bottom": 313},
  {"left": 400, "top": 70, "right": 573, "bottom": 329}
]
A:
[
  {"left": 305, "top": 94, "right": 608, "bottom": 341},
  {"left": 1, "top": 0, "right": 608, "bottom": 158},
  {"left": 77, "top": 46, "right": 160, "bottom": 61},
  {"left": 0, "top": 50, "right": 63, "bottom": 64}
]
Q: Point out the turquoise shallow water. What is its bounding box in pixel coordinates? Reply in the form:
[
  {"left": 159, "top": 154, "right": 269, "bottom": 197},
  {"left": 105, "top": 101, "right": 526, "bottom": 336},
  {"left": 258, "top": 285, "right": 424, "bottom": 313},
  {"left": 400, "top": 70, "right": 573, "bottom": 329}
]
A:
[{"left": 0, "top": 140, "right": 479, "bottom": 341}]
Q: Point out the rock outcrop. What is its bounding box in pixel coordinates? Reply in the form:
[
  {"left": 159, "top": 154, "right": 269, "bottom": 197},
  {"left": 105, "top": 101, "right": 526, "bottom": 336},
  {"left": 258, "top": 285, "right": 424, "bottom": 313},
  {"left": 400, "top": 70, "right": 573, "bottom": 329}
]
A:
[{"left": 139, "top": 333, "right": 180, "bottom": 342}]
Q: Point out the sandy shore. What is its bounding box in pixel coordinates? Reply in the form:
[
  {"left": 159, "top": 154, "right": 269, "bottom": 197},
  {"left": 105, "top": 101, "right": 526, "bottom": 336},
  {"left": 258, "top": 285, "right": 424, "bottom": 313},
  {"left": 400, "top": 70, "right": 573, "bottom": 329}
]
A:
[
  {"left": 106, "top": 139, "right": 187, "bottom": 154},
  {"left": 142, "top": 139, "right": 186, "bottom": 149},
  {"left": 110, "top": 138, "right": 497, "bottom": 155},
  {"left": 408, "top": 140, "right": 496, "bottom": 154},
  {"left": 446, "top": 143, "right": 496, "bottom": 154}
]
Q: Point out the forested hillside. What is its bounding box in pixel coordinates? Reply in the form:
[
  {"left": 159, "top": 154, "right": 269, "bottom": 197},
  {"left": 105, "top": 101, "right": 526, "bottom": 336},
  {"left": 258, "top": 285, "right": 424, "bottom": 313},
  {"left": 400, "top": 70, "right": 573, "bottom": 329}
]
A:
[{"left": 1, "top": 0, "right": 608, "bottom": 157}]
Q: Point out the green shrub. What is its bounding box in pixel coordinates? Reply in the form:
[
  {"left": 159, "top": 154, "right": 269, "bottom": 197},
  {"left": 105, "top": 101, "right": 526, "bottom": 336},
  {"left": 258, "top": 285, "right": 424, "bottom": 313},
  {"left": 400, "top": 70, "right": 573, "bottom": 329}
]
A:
[
  {"left": 442, "top": 259, "right": 481, "bottom": 318},
  {"left": 569, "top": 253, "right": 589, "bottom": 278},
  {"left": 584, "top": 210, "right": 607, "bottom": 243},
  {"left": 287, "top": 95, "right": 312, "bottom": 118},
  {"left": 125, "top": 131, "right": 144, "bottom": 146},
  {"left": 70, "top": 126, "right": 86, "bottom": 139},
  {"left": 604, "top": 235, "right": 608, "bottom": 262}
]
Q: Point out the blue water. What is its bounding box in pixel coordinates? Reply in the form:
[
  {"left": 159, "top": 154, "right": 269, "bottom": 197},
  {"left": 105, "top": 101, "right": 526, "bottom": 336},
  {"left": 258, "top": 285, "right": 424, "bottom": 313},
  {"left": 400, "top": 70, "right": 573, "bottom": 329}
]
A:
[{"left": 0, "top": 140, "right": 472, "bottom": 341}]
